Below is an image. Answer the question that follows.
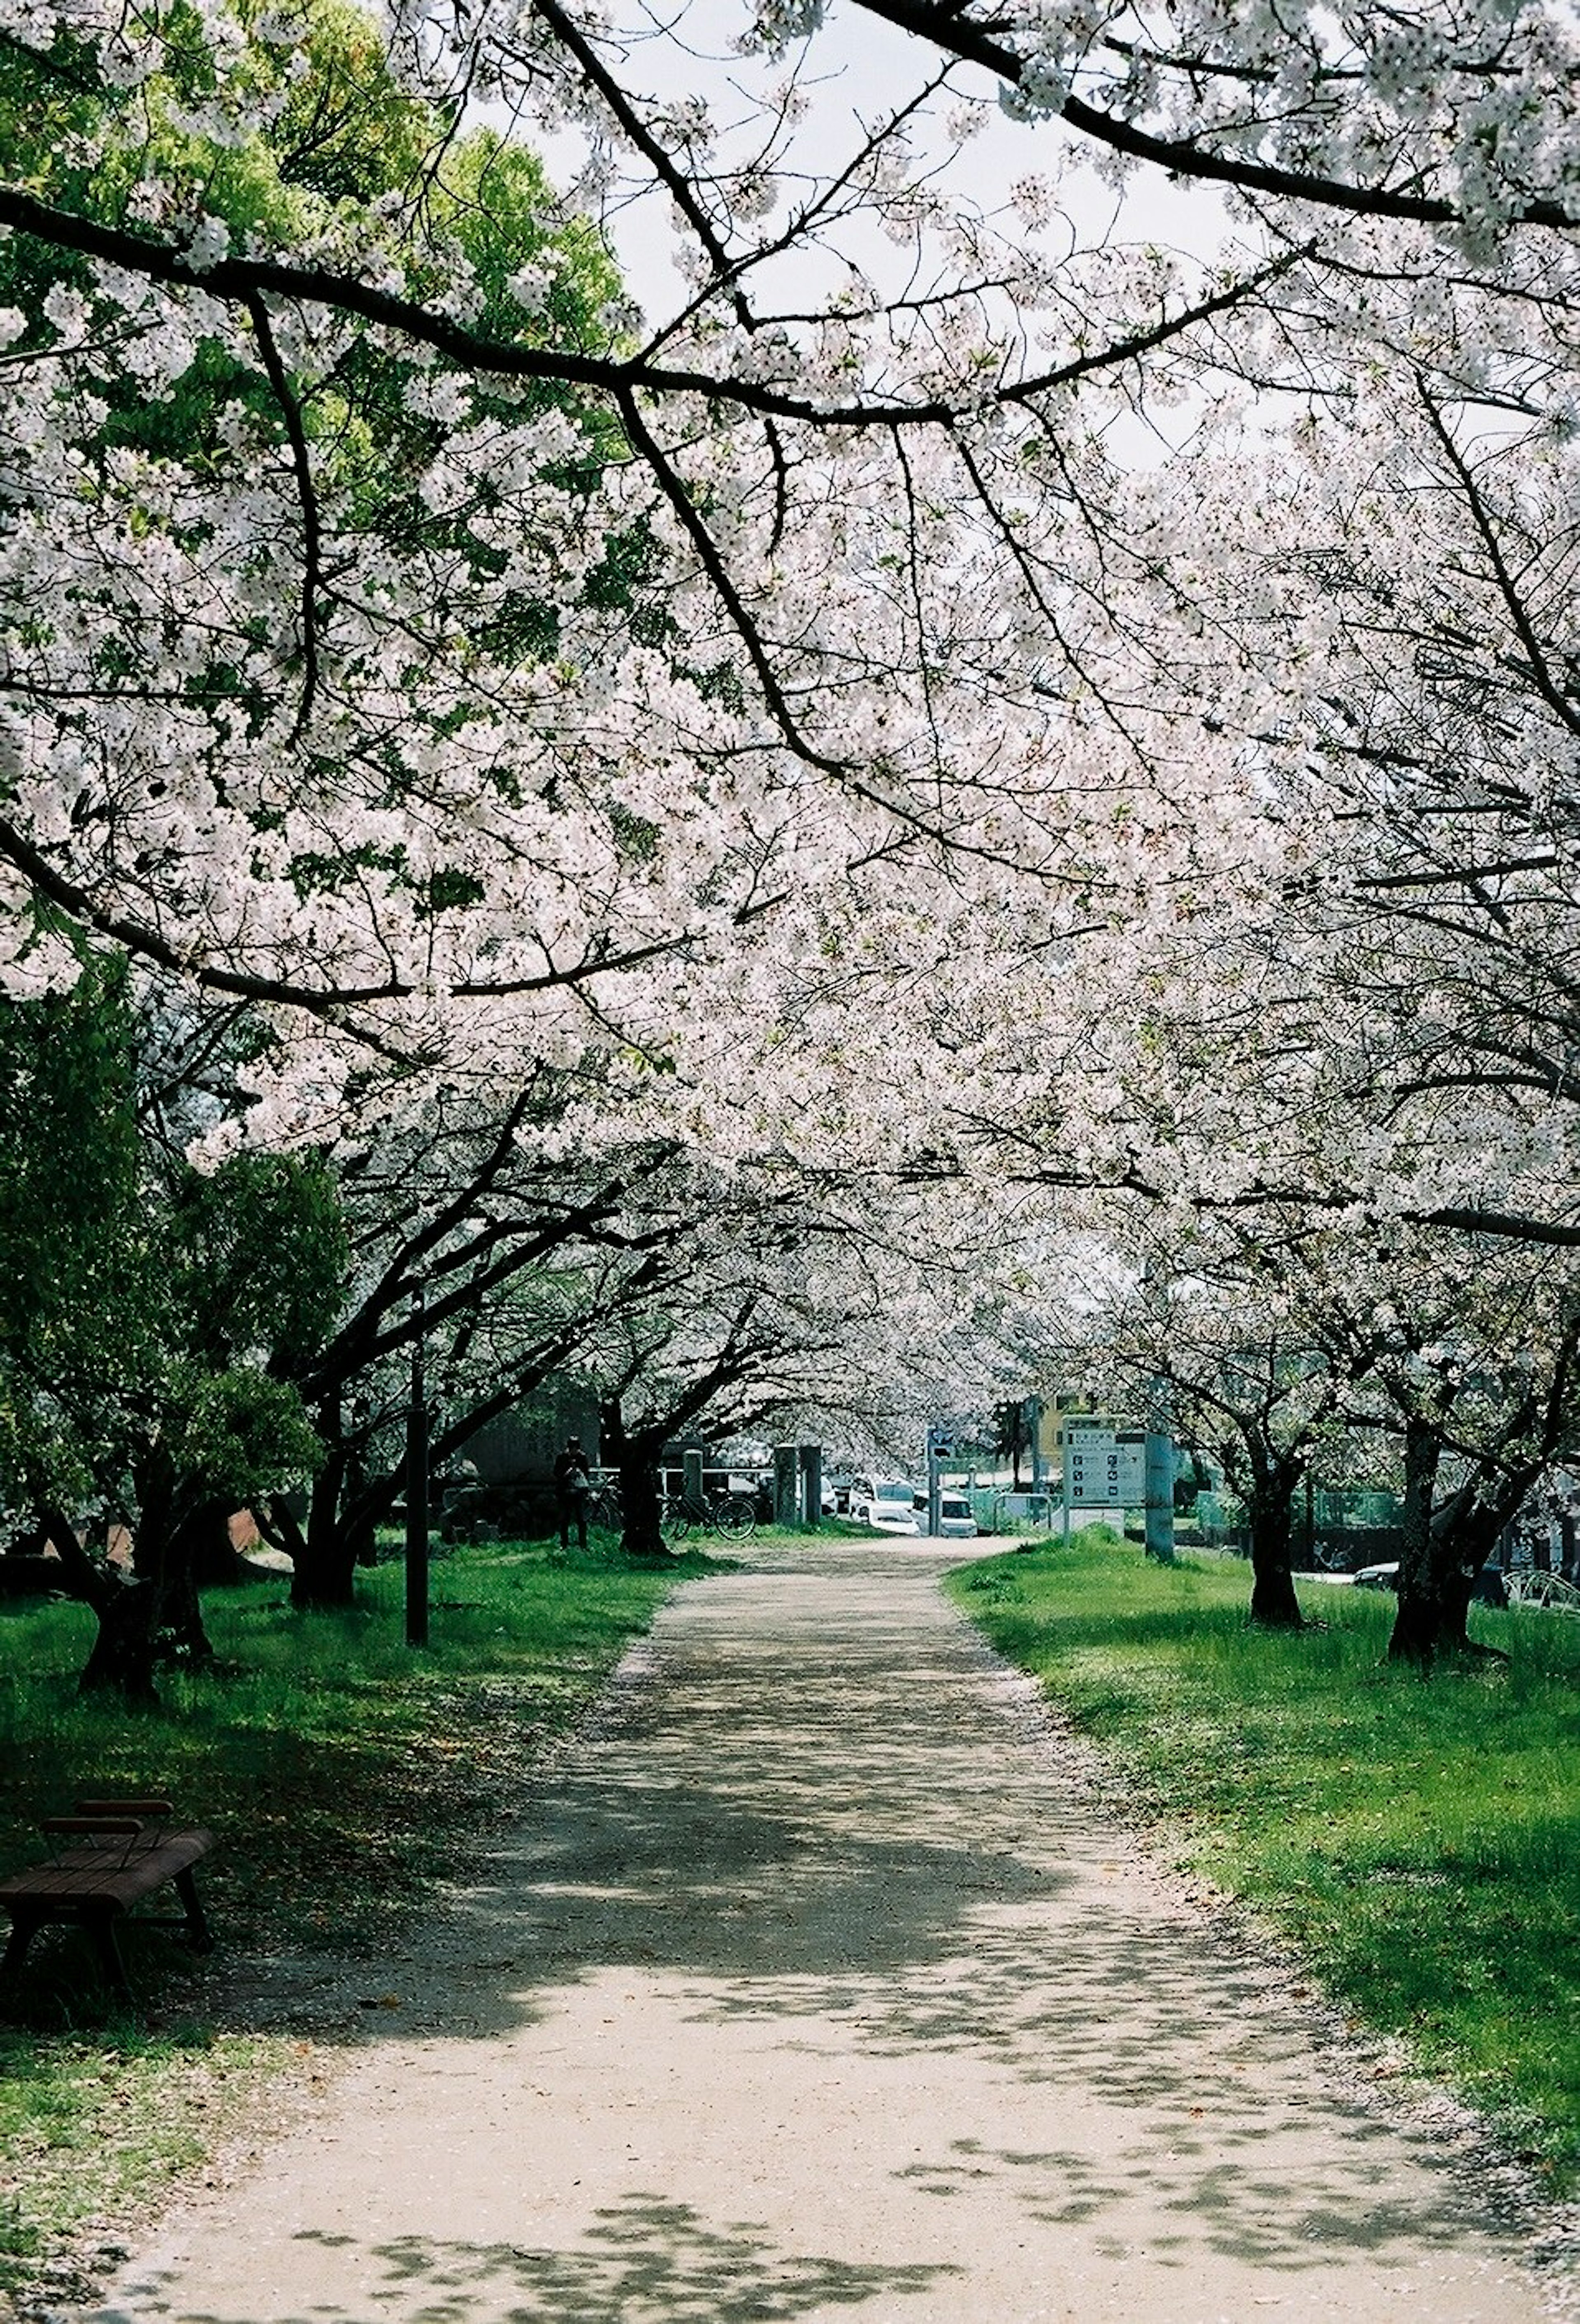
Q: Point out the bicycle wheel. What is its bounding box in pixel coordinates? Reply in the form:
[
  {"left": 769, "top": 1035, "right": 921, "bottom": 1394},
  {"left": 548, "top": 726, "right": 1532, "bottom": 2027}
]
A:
[
  {"left": 660, "top": 1502, "right": 692, "bottom": 1547},
  {"left": 586, "top": 1488, "right": 622, "bottom": 1543},
  {"left": 713, "top": 1494, "right": 758, "bottom": 1540}
]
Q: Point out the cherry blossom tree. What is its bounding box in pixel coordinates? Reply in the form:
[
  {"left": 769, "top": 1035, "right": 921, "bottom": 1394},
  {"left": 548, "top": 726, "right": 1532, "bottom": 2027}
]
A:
[
  {"left": 20, "top": 0, "right": 1571, "bottom": 1090},
  {"left": 7, "top": 0, "right": 1580, "bottom": 1707}
]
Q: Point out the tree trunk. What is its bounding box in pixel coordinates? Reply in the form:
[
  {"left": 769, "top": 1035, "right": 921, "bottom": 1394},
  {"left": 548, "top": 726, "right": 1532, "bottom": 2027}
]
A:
[
  {"left": 1387, "top": 1421, "right": 1442, "bottom": 1665},
  {"left": 290, "top": 1437, "right": 357, "bottom": 1609},
  {"left": 153, "top": 1559, "right": 216, "bottom": 1666},
  {"left": 602, "top": 1398, "right": 668, "bottom": 1558},
  {"left": 36, "top": 1494, "right": 212, "bottom": 1698},
  {"left": 618, "top": 1452, "right": 667, "bottom": 1557},
  {"left": 183, "top": 1498, "right": 242, "bottom": 1588},
  {"left": 1422, "top": 1480, "right": 1521, "bottom": 1657},
  {"left": 35, "top": 1505, "right": 151, "bottom": 1703},
  {"left": 1246, "top": 1463, "right": 1305, "bottom": 1629},
  {"left": 77, "top": 1573, "right": 163, "bottom": 1703},
  {"left": 111, "top": 1456, "right": 216, "bottom": 1685}
]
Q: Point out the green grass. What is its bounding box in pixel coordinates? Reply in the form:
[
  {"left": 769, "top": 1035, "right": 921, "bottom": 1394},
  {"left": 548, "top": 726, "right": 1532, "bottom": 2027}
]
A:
[
  {"left": 0, "top": 1534, "right": 712, "bottom": 2295},
  {"left": 948, "top": 1527, "right": 1580, "bottom": 2189}
]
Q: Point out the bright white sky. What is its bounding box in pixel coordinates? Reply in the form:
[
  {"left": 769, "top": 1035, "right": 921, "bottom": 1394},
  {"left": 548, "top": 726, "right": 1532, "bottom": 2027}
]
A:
[{"left": 523, "top": 0, "right": 1232, "bottom": 335}]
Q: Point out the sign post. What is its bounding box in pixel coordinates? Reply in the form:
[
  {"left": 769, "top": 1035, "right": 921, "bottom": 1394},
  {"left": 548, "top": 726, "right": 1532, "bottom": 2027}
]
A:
[
  {"left": 1060, "top": 1422, "right": 1147, "bottom": 1547},
  {"left": 1144, "top": 1380, "right": 1176, "bottom": 1564},
  {"left": 925, "top": 1424, "right": 951, "bottom": 1537},
  {"left": 799, "top": 1443, "right": 823, "bottom": 1528},
  {"left": 405, "top": 1283, "right": 429, "bottom": 1649}
]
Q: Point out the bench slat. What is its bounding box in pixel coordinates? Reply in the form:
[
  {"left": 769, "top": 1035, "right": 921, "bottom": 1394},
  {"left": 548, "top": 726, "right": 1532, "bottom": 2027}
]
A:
[
  {"left": 0, "top": 1830, "right": 212, "bottom": 1910},
  {"left": 0, "top": 1821, "right": 215, "bottom": 1999},
  {"left": 74, "top": 1799, "right": 174, "bottom": 1819}
]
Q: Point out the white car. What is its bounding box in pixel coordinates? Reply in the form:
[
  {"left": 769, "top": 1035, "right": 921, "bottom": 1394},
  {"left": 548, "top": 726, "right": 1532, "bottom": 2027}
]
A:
[
  {"left": 908, "top": 1489, "right": 980, "bottom": 1538},
  {"left": 850, "top": 1476, "right": 921, "bottom": 1534}
]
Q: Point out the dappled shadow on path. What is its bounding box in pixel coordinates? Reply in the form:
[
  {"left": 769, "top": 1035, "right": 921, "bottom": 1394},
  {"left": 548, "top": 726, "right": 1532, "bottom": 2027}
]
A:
[
  {"left": 322, "top": 1551, "right": 1484, "bottom": 2283},
  {"left": 232, "top": 2205, "right": 956, "bottom": 2324},
  {"left": 105, "top": 1543, "right": 1517, "bottom": 2319}
]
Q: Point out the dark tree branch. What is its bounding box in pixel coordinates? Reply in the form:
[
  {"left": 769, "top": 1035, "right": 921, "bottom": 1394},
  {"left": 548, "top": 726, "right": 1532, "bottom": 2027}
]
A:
[
  {"left": 244, "top": 289, "right": 323, "bottom": 740},
  {"left": 0, "top": 806, "right": 699, "bottom": 1022},
  {"left": 844, "top": 0, "right": 1578, "bottom": 232}
]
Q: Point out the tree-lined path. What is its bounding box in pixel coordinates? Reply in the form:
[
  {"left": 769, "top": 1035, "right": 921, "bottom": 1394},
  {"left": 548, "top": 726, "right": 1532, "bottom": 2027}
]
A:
[{"left": 96, "top": 1545, "right": 1546, "bottom": 2324}]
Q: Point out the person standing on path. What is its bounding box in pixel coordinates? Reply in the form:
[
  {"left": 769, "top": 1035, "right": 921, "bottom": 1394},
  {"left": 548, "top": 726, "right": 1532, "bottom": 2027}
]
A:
[{"left": 553, "top": 1436, "right": 592, "bottom": 1552}]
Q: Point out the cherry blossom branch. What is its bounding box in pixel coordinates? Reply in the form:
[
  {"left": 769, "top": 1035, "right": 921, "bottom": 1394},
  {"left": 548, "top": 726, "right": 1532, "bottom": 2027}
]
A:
[
  {"left": 1355, "top": 856, "right": 1563, "bottom": 888},
  {"left": 244, "top": 289, "right": 323, "bottom": 741},
  {"left": 1415, "top": 377, "right": 1580, "bottom": 744},
  {"left": 843, "top": 0, "right": 1578, "bottom": 232},
  {"left": 0, "top": 807, "right": 699, "bottom": 1018},
  {"left": 0, "top": 188, "right": 1301, "bottom": 432}
]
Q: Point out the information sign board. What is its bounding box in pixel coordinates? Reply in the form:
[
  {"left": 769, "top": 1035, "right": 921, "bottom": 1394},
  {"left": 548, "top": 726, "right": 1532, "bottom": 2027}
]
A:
[{"left": 1063, "top": 1425, "right": 1146, "bottom": 1506}]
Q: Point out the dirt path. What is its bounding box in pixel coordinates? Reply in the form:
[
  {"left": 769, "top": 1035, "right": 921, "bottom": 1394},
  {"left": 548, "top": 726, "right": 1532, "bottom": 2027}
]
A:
[{"left": 93, "top": 1540, "right": 1556, "bottom": 2324}]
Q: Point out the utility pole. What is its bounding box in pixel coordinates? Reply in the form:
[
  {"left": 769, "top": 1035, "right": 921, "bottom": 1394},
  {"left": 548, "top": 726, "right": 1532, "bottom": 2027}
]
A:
[
  {"left": 1143, "top": 1258, "right": 1176, "bottom": 1564},
  {"left": 405, "top": 1283, "right": 430, "bottom": 1647},
  {"left": 1143, "top": 1372, "right": 1176, "bottom": 1564}
]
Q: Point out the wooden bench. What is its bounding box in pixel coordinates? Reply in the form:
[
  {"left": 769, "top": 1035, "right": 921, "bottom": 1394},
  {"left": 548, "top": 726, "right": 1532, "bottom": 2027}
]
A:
[{"left": 0, "top": 1799, "right": 214, "bottom": 1997}]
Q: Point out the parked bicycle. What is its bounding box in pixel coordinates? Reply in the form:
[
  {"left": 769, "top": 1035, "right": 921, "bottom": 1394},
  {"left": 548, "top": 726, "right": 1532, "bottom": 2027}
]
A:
[
  {"left": 660, "top": 1489, "right": 758, "bottom": 1545},
  {"left": 583, "top": 1477, "right": 623, "bottom": 1541}
]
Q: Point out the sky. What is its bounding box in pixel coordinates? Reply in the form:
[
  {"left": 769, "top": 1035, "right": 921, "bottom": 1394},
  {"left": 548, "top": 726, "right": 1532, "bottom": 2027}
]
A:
[{"left": 515, "top": 0, "right": 1234, "bottom": 340}]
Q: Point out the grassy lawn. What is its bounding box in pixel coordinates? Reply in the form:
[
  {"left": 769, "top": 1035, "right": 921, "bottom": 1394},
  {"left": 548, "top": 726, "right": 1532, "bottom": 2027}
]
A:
[
  {"left": 948, "top": 1527, "right": 1580, "bottom": 2191},
  {"left": 0, "top": 1535, "right": 717, "bottom": 2299}
]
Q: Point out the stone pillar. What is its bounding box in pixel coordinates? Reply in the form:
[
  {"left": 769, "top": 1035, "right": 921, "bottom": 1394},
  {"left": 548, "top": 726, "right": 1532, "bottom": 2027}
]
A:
[
  {"left": 774, "top": 1446, "right": 799, "bottom": 1528},
  {"left": 799, "top": 1445, "right": 823, "bottom": 1528}
]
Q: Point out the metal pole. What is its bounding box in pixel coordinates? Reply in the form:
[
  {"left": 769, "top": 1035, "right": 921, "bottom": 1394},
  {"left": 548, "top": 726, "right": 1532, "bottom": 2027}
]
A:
[
  {"left": 927, "top": 1436, "right": 941, "bottom": 1537},
  {"left": 1143, "top": 1255, "right": 1176, "bottom": 1565},
  {"left": 405, "top": 1284, "right": 429, "bottom": 1647},
  {"left": 1143, "top": 1373, "right": 1176, "bottom": 1564}
]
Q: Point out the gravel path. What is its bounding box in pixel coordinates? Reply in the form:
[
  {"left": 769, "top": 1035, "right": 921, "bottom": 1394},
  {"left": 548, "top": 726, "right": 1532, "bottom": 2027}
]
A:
[{"left": 93, "top": 1539, "right": 1556, "bottom": 2324}]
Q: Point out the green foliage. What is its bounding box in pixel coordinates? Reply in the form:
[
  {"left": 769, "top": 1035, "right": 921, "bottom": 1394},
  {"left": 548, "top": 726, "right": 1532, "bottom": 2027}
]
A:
[
  {"left": 159, "top": 1363, "right": 325, "bottom": 1506},
  {"left": 256, "top": 0, "right": 436, "bottom": 207},
  {"left": 165, "top": 1150, "right": 346, "bottom": 1371},
  {"left": 948, "top": 1532, "right": 1580, "bottom": 2189},
  {"left": 0, "top": 0, "right": 622, "bottom": 474},
  {"left": 0, "top": 0, "right": 665, "bottom": 771},
  {"left": 423, "top": 128, "right": 618, "bottom": 349},
  {"left": 0, "top": 967, "right": 343, "bottom": 1533},
  {"left": 0, "top": 958, "right": 151, "bottom": 1511}
]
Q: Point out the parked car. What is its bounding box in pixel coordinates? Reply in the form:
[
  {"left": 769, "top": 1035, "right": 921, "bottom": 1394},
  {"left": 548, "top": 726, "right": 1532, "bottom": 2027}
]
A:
[
  {"left": 1352, "top": 1560, "right": 1507, "bottom": 1608},
  {"left": 908, "top": 1487, "right": 979, "bottom": 1538},
  {"left": 849, "top": 1476, "right": 921, "bottom": 1534}
]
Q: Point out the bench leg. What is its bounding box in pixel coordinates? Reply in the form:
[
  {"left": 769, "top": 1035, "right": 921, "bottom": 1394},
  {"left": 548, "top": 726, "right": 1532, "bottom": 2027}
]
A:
[
  {"left": 174, "top": 1866, "right": 214, "bottom": 1951},
  {"left": 85, "top": 1913, "right": 133, "bottom": 2000},
  {"left": 1, "top": 1911, "right": 40, "bottom": 1981}
]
